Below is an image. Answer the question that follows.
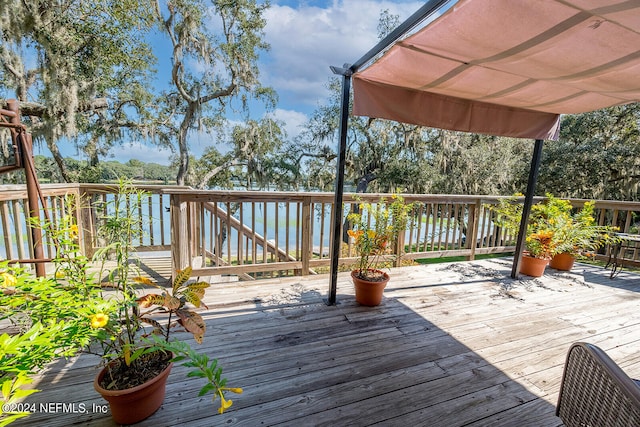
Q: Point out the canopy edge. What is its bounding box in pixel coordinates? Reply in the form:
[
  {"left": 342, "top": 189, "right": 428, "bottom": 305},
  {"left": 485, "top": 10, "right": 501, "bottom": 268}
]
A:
[{"left": 353, "top": 76, "right": 561, "bottom": 140}]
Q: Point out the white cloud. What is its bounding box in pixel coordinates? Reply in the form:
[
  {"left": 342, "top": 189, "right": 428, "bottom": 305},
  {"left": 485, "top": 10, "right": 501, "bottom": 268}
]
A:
[
  {"left": 270, "top": 108, "right": 309, "bottom": 139},
  {"left": 263, "top": 0, "right": 423, "bottom": 113}
]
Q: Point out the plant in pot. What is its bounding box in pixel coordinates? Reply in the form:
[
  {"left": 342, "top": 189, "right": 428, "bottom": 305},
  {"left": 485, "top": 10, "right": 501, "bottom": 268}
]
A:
[
  {"left": 90, "top": 266, "right": 240, "bottom": 424},
  {"left": 521, "top": 230, "right": 557, "bottom": 276},
  {"left": 493, "top": 194, "right": 558, "bottom": 277},
  {"left": 87, "top": 181, "right": 241, "bottom": 424},
  {"left": 548, "top": 200, "right": 620, "bottom": 270},
  {"left": 346, "top": 195, "right": 413, "bottom": 306},
  {"left": 493, "top": 194, "right": 620, "bottom": 275}
]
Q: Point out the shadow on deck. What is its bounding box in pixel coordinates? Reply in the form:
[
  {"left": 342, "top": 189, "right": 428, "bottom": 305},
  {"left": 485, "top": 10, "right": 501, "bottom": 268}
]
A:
[{"left": 14, "top": 258, "right": 640, "bottom": 426}]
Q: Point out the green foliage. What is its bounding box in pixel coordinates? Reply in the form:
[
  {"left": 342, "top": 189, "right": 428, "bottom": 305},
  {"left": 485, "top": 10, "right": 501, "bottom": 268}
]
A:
[
  {"left": 191, "top": 117, "right": 289, "bottom": 189},
  {"left": 0, "top": 373, "right": 39, "bottom": 426},
  {"left": 546, "top": 200, "right": 620, "bottom": 256},
  {"left": 32, "top": 155, "right": 177, "bottom": 185},
  {"left": 539, "top": 104, "right": 640, "bottom": 200},
  {"left": 137, "top": 266, "right": 210, "bottom": 344},
  {"left": 0, "top": 263, "right": 109, "bottom": 426},
  {"left": 492, "top": 194, "right": 620, "bottom": 259},
  {"left": 347, "top": 195, "right": 414, "bottom": 278}
]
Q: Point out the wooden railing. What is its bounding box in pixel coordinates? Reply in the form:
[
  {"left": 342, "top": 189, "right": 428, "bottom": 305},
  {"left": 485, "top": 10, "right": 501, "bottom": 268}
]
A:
[{"left": 2, "top": 184, "right": 640, "bottom": 279}]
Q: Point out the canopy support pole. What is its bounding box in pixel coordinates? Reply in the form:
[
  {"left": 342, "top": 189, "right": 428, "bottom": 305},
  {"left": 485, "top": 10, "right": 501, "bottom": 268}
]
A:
[
  {"left": 327, "top": 65, "right": 352, "bottom": 306},
  {"left": 511, "top": 138, "right": 544, "bottom": 278}
]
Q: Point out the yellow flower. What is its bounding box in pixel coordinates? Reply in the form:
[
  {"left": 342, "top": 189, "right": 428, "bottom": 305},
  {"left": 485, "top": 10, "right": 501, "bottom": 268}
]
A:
[
  {"left": 0, "top": 272, "right": 16, "bottom": 288},
  {"left": 90, "top": 313, "right": 109, "bottom": 328},
  {"left": 217, "top": 393, "right": 233, "bottom": 414},
  {"left": 69, "top": 224, "right": 79, "bottom": 239},
  {"left": 366, "top": 230, "right": 376, "bottom": 239},
  {"left": 55, "top": 271, "right": 66, "bottom": 279}
]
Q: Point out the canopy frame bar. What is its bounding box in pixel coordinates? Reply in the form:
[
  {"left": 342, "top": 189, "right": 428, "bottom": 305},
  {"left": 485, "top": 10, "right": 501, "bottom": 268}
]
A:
[
  {"left": 327, "top": 0, "right": 455, "bottom": 305},
  {"left": 327, "top": 66, "right": 352, "bottom": 306},
  {"left": 327, "top": 0, "right": 544, "bottom": 304},
  {"left": 511, "top": 139, "right": 544, "bottom": 278},
  {"left": 349, "top": 0, "right": 453, "bottom": 73}
]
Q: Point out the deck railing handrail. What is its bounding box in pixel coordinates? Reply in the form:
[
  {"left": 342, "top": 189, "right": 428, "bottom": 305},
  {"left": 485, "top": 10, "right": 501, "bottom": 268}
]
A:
[{"left": 2, "top": 183, "right": 640, "bottom": 279}]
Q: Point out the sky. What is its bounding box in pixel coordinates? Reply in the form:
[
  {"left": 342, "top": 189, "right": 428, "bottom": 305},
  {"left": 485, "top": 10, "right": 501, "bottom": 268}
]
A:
[{"left": 98, "top": 0, "right": 425, "bottom": 165}]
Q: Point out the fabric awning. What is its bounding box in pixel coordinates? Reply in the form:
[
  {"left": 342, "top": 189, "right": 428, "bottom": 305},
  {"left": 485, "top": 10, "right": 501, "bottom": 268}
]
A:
[{"left": 353, "top": 0, "right": 640, "bottom": 140}]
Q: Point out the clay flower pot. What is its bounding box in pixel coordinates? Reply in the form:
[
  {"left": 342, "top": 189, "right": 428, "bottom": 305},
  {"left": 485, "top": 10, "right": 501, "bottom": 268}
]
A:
[
  {"left": 519, "top": 254, "right": 549, "bottom": 277},
  {"left": 94, "top": 358, "right": 173, "bottom": 425},
  {"left": 351, "top": 269, "right": 390, "bottom": 306},
  {"left": 549, "top": 252, "right": 576, "bottom": 271}
]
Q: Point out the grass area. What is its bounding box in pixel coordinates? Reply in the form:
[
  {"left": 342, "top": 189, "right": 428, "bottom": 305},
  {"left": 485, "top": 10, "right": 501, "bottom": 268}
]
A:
[{"left": 414, "top": 253, "right": 511, "bottom": 265}]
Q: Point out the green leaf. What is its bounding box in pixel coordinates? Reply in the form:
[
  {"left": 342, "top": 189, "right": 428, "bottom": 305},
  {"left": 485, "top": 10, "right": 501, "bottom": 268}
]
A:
[
  {"left": 197, "top": 383, "right": 215, "bottom": 397},
  {"left": 186, "top": 370, "right": 206, "bottom": 378}
]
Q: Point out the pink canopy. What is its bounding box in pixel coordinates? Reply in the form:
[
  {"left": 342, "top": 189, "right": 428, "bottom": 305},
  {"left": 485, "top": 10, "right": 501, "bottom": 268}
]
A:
[
  {"left": 353, "top": 0, "right": 640, "bottom": 140},
  {"left": 328, "top": 0, "right": 640, "bottom": 303}
]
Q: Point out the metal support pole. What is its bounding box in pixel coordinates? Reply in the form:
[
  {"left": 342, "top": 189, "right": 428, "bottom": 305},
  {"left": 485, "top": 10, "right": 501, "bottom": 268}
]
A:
[
  {"left": 327, "top": 66, "right": 352, "bottom": 305},
  {"left": 511, "top": 139, "right": 544, "bottom": 278},
  {"left": 8, "top": 99, "right": 46, "bottom": 277}
]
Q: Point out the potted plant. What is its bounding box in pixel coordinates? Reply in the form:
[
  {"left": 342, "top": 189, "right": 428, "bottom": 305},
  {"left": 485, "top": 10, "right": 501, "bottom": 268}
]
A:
[
  {"left": 85, "top": 181, "right": 241, "bottom": 424},
  {"left": 520, "top": 230, "right": 556, "bottom": 276},
  {"left": 493, "top": 194, "right": 558, "bottom": 277},
  {"left": 493, "top": 194, "right": 619, "bottom": 275},
  {"left": 8, "top": 182, "right": 241, "bottom": 425},
  {"left": 548, "top": 200, "right": 620, "bottom": 270},
  {"left": 347, "top": 195, "right": 413, "bottom": 306}
]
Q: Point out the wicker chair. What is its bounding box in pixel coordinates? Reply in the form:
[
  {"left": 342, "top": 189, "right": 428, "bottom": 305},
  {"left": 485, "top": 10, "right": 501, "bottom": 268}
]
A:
[{"left": 556, "top": 342, "right": 640, "bottom": 427}]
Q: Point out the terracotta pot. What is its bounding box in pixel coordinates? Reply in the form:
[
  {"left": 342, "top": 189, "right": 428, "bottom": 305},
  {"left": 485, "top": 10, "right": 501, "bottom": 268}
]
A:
[
  {"left": 351, "top": 269, "right": 390, "bottom": 306},
  {"left": 519, "top": 254, "right": 549, "bottom": 277},
  {"left": 94, "top": 357, "right": 173, "bottom": 425},
  {"left": 550, "top": 252, "right": 576, "bottom": 271}
]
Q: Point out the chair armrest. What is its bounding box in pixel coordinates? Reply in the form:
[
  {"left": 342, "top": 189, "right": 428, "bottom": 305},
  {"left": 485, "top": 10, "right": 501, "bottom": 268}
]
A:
[{"left": 557, "top": 342, "right": 640, "bottom": 427}]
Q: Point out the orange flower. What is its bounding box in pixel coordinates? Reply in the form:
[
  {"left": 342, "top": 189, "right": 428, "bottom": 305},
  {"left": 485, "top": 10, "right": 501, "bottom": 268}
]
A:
[{"left": 347, "top": 230, "right": 363, "bottom": 240}]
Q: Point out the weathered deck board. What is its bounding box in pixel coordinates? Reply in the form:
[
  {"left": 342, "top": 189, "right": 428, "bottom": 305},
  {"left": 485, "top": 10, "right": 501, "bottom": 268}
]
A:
[{"left": 13, "top": 258, "right": 640, "bottom": 426}]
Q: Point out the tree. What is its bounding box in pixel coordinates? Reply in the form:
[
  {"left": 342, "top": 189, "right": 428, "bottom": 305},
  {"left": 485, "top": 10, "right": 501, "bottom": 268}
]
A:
[
  {"left": 430, "top": 132, "right": 531, "bottom": 195},
  {"left": 153, "top": 0, "right": 276, "bottom": 186},
  {"left": 0, "top": 0, "right": 157, "bottom": 181},
  {"left": 537, "top": 104, "right": 640, "bottom": 200},
  {"left": 190, "top": 117, "right": 286, "bottom": 189}
]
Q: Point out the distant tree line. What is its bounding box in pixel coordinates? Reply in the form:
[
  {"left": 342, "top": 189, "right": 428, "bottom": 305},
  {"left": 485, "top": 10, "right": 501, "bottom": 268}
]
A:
[{"left": 0, "top": 156, "right": 177, "bottom": 185}]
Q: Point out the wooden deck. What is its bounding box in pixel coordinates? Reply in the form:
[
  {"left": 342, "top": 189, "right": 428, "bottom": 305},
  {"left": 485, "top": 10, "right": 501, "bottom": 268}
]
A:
[{"left": 14, "top": 257, "right": 640, "bottom": 426}]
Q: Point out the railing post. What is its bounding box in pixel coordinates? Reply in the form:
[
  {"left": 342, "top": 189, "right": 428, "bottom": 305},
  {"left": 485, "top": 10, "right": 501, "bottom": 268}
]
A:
[
  {"left": 190, "top": 200, "right": 200, "bottom": 261},
  {"left": 395, "top": 231, "right": 405, "bottom": 267},
  {"left": 78, "top": 186, "right": 95, "bottom": 259},
  {"left": 465, "top": 200, "right": 481, "bottom": 260},
  {"left": 170, "top": 194, "right": 188, "bottom": 277},
  {"left": 301, "top": 197, "right": 311, "bottom": 275}
]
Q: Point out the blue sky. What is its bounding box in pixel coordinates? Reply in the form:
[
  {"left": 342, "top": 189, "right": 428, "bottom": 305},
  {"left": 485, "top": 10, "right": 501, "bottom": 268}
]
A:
[{"left": 47, "top": 0, "right": 425, "bottom": 164}]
